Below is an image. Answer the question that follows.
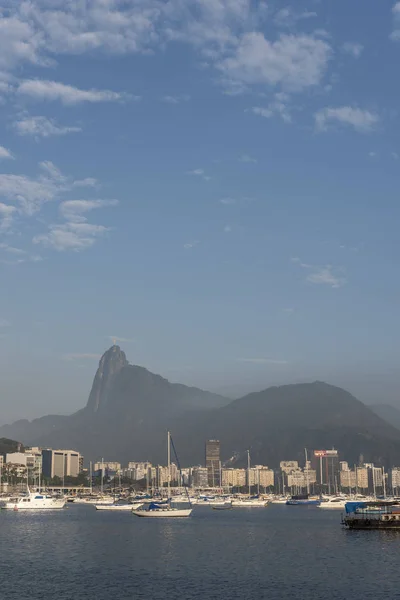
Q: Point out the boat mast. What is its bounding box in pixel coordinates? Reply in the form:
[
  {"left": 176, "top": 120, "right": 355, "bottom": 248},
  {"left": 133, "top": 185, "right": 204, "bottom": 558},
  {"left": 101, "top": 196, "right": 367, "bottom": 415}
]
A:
[
  {"left": 247, "top": 450, "right": 251, "bottom": 498},
  {"left": 305, "top": 448, "right": 310, "bottom": 495},
  {"left": 167, "top": 431, "right": 171, "bottom": 499},
  {"left": 89, "top": 461, "right": 93, "bottom": 494},
  {"left": 101, "top": 458, "right": 104, "bottom": 495},
  {"left": 382, "top": 467, "right": 386, "bottom": 499}
]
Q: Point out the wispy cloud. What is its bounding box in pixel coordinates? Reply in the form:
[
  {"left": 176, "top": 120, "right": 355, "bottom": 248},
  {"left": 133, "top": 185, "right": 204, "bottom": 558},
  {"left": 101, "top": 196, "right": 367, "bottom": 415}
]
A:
[
  {"left": 107, "top": 336, "right": 133, "bottom": 343},
  {"left": 223, "top": 224, "right": 232, "bottom": 233},
  {"left": 18, "top": 79, "right": 129, "bottom": 105},
  {"left": 390, "top": 2, "right": 400, "bottom": 40},
  {"left": 162, "top": 95, "right": 190, "bottom": 104},
  {"left": 342, "top": 42, "right": 364, "bottom": 58},
  {"left": 392, "top": 152, "right": 399, "bottom": 160},
  {"left": 184, "top": 240, "right": 199, "bottom": 249},
  {"left": 34, "top": 222, "right": 110, "bottom": 252},
  {"left": 274, "top": 8, "right": 317, "bottom": 27},
  {"left": 236, "top": 358, "right": 288, "bottom": 365},
  {"left": 62, "top": 353, "right": 101, "bottom": 361},
  {"left": 14, "top": 115, "right": 82, "bottom": 138},
  {"left": 238, "top": 154, "right": 257, "bottom": 163},
  {"left": 292, "top": 258, "right": 346, "bottom": 288},
  {"left": 187, "top": 168, "right": 210, "bottom": 181},
  {"left": 0, "top": 146, "right": 14, "bottom": 160},
  {"left": 219, "top": 197, "right": 236, "bottom": 205},
  {"left": 250, "top": 92, "right": 292, "bottom": 123},
  {"left": 315, "top": 106, "right": 379, "bottom": 133},
  {"left": 60, "top": 199, "right": 118, "bottom": 223}
]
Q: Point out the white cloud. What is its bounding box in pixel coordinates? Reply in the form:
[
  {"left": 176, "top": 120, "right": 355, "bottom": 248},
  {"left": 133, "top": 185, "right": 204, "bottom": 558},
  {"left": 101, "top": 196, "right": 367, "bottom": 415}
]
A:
[
  {"left": 107, "top": 336, "right": 133, "bottom": 343},
  {"left": 18, "top": 79, "right": 128, "bottom": 105},
  {"left": 188, "top": 168, "right": 205, "bottom": 176},
  {"left": 62, "top": 353, "right": 101, "bottom": 361},
  {"left": 0, "top": 173, "right": 59, "bottom": 216},
  {"left": 60, "top": 199, "right": 118, "bottom": 223},
  {"left": 293, "top": 258, "right": 346, "bottom": 288},
  {"left": 238, "top": 154, "right": 257, "bottom": 163},
  {"left": 391, "top": 3, "right": 400, "bottom": 40},
  {"left": 0, "top": 146, "right": 14, "bottom": 160},
  {"left": 184, "top": 240, "right": 199, "bottom": 249},
  {"left": 342, "top": 42, "right": 363, "bottom": 58},
  {"left": 315, "top": 106, "right": 379, "bottom": 133},
  {"left": 250, "top": 92, "right": 292, "bottom": 123},
  {"left": 274, "top": 8, "right": 317, "bottom": 27},
  {"left": 14, "top": 115, "right": 82, "bottom": 138},
  {"left": 236, "top": 358, "right": 288, "bottom": 365},
  {"left": 162, "top": 95, "right": 190, "bottom": 104},
  {"left": 34, "top": 221, "right": 110, "bottom": 252},
  {"left": 72, "top": 178, "right": 98, "bottom": 188},
  {"left": 39, "top": 160, "right": 66, "bottom": 181},
  {"left": 0, "top": 203, "right": 17, "bottom": 230},
  {"left": 392, "top": 152, "right": 399, "bottom": 160},
  {"left": 219, "top": 197, "right": 236, "bottom": 205},
  {"left": 368, "top": 151, "right": 377, "bottom": 158},
  {"left": 0, "top": 243, "right": 26, "bottom": 256},
  {"left": 218, "top": 33, "right": 331, "bottom": 92}
]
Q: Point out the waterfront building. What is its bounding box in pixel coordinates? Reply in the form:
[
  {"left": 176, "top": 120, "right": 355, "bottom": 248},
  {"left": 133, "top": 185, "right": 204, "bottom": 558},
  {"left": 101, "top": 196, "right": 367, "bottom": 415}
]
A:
[
  {"left": 222, "top": 468, "right": 246, "bottom": 488},
  {"left": 248, "top": 466, "right": 275, "bottom": 489},
  {"left": 42, "top": 449, "right": 82, "bottom": 479},
  {"left": 5, "top": 452, "right": 27, "bottom": 466},
  {"left": 313, "top": 449, "right": 340, "bottom": 493},
  {"left": 390, "top": 467, "right": 400, "bottom": 493},
  {"left": 191, "top": 466, "right": 208, "bottom": 488},
  {"left": 280, "top": 461, "right": 299, "bottom": 474},
  {"left": 93, "top": 461, "right": 121, "bottom": 474},
  {"left": 205, "top": 440, "right": 221, "bottom": 487},
  {"left": 127, "top": 461, "right": 152, "bottom": 480}
]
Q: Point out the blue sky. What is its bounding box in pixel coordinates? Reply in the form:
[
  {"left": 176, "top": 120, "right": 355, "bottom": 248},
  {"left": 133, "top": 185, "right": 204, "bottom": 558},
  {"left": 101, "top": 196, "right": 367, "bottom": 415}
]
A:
[{"left": 1, "top": 0, "right": 400, "bottom": 423}]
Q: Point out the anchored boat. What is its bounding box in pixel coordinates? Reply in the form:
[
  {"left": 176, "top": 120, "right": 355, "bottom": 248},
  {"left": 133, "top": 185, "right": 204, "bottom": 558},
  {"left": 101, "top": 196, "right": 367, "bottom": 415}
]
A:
[{"left": 342, "top": 501, "right": 400, "bottom": 529}]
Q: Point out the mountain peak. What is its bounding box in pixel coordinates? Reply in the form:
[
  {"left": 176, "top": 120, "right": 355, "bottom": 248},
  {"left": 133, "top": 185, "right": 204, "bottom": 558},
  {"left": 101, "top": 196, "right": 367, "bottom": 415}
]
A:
[{"left": 85, "top": 345, "right": 128, "bottom": 413}]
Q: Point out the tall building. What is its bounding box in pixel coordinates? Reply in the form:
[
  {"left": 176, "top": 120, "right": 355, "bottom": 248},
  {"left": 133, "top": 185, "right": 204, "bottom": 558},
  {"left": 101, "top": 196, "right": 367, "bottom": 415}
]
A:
[
  {"left": 205, "top": 440, "right": 221, "bottom": 487},
  {"left": 313, "top": 449, "right": 339, "bottom": 492},
  {"left": 42, "top": 449, "right": 82, "bottom": 479},
  {"left": 191, "top": 467, "right": 209, "bottom": 488}
]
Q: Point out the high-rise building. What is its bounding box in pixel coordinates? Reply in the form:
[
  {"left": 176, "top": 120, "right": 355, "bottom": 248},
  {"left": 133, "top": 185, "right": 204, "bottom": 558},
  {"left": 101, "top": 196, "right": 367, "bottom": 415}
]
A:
[
  {"left": 191, "top": 467, "right": 209, "bottom": 488},
  {"left": 42, "top": 449, "right": 82, "bottom": 479},
  {"left": 313, "top": 449, "right": 339, "bottom": 492},
  {"left": 205, "top": 440, "right": 221, "bottom": 487}
]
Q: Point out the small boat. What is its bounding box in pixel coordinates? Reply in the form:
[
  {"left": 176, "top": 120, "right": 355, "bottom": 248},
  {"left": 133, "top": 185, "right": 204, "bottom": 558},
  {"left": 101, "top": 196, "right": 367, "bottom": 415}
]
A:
[
  {"left": 1, "top": 489, "right": 66, "bottom": 510},
  {"left": 132, "top": 432, "right": 192, "bottom": 518},
  {"left": 231, "top": 498, "right": 268, "bottom": 507},
  {"left": 319, "top": 497, "right": 347, "bottom": 510},
  {"left": 286, "top": 494, "right": 320, "bottom": 506},
  {"left": 342, "top": 501, "right": 400, "bottom": 529},
  {"left": 95, "top": 502, "right": 143, "bottom": 511},
  {"left": 212, "top": 502, "right": 232, "bottom": 510}
]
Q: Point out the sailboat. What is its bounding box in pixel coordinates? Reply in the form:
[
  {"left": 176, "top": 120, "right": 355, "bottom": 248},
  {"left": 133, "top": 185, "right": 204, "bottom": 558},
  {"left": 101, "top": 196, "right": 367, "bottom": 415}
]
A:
[
  {"left": 132, "top": 432, "right": 193, "bottom": 518},
  {"left": 231, "top": 450, "right": 268, "bottom": 507}
]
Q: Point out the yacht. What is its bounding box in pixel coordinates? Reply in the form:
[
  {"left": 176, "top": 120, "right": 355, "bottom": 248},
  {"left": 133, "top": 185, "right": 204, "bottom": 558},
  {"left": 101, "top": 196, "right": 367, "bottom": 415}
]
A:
[
  {"left": 319, "top": 497, "right": 347, "bottom": 510},
  {"left": 95, "top": 501, "right": 143, "bottom": 511},
  {"left": 1, "top": 489, "right": 66, "bottom": 510},
  {"left": 231, "top": 498, "right": 268, "bottom": 507}
]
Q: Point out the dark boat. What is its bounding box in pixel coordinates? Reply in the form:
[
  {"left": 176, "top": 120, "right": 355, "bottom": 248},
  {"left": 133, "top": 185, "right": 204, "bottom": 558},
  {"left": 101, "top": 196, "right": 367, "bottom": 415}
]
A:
[
  {"left": 286, "top": 494, "right": 320, "bottom": 506},
  {"left": 342, "top": 501, "right": 400, "bottom": 530}
]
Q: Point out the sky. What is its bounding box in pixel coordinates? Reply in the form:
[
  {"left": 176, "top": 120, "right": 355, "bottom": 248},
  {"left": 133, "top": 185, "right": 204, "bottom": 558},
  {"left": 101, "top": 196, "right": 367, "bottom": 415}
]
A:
[{"left": 1, "top": 0, "right": 400, "bottom": 423}]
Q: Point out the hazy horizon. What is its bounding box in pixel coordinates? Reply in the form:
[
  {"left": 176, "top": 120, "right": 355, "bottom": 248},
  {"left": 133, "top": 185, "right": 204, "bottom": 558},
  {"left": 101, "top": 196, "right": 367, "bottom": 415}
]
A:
[{"left": 1, "top": 1, "right": 400, "bottom": 425}]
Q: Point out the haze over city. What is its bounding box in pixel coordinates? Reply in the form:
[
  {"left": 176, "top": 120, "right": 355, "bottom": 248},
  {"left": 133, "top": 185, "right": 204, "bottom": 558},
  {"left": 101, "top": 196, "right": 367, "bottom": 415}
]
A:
[{"left": 1, "top": 0, "right": 400, "bottom": 424}]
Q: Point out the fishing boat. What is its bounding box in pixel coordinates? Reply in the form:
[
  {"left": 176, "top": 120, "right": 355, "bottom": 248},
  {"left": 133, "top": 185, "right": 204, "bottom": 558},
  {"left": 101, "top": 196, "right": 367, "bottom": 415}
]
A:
[
  {"left": 1, "top": 489, "right": 66, "bottom": 510},
  {"left": 342, "top": 501, "right": 400, "bottom": 529},
  {"left": 132, "top": 432, "right": 192, "bottom": 518}
]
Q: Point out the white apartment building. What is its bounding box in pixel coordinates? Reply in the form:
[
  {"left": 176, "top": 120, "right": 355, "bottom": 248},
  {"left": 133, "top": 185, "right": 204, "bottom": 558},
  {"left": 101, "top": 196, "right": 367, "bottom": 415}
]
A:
[{"left": 94, "top": 461, "right": 121, "bottom": 473}]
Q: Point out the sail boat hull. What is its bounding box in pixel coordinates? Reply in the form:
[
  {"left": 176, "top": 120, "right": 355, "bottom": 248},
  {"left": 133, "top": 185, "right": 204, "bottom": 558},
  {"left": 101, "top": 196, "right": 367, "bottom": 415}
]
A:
[{"left": 132, "top": 508, "right": 192, "bottom": 518}]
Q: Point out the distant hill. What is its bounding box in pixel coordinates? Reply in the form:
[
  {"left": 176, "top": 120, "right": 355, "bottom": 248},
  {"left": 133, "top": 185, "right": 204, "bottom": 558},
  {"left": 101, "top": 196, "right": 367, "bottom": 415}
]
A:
[
  {"left": 170, "top": 382, "right": 400, "bottom": 469},
  {"left": 2, "top": 348, "right": 400, "bottom": 467},
  {"left": 0, "top": 438, "right": 23, "bottom": 457},
  {"left": 0, "top": 346, "right": 230, "bottom": 461},
  {"left": 370, "top": 404, "right": 400, "bottom": 431}
]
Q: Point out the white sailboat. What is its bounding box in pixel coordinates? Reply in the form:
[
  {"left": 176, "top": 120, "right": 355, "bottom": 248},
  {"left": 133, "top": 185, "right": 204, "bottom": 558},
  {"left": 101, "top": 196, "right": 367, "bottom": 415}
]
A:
[
  {"left": 133, "top": 432, "right": 192, "bottom": 518},
  {"left": 95, "top": 502, "right": 143, "bottom": 511},
  {"left": 231, "top": 450, "right": 268, "bottom": 507},
  {"left": 1, "top": 489, "right": 65, "bottom": 510}
]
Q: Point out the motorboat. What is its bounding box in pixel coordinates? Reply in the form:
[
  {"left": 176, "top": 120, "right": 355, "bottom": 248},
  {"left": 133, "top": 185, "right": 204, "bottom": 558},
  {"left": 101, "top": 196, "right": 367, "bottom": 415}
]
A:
[
  {"left": 319, "top": 497, "right": 347, "bottom": 510},
  {"left": 1, "top": 489, "right": 66, "bottom": 510}
]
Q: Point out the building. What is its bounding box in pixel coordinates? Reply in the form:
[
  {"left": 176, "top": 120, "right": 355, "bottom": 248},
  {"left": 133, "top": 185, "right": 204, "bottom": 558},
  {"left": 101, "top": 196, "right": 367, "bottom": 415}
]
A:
[
  {"left": 248, "top": 466, "right": 275, "bottom": 489},
  {"left": 313, "top": 449, "right": 339, "bottom": 492},
  {"left": 222, "top": 468, "right": 246, "bottom": 488},
  {"left": 42, "top": 449, "right": 82, "bottom": 479},
  {"left": 191, "top": 467, "right": 209, "bottom": 488},
  {"left": 93, "top": 461, "right": 121, "bottom": 474},
  {"left": 127, "top": 462, "right": 152, "bottom": 480},
  {"left": 280, "top": 461, "right": 299, "bottom": 474},
  {"left": 5, "top": 452, "right": 27, "bottom": 466},
  {"left": 205, "top": 440, "right": 221, "bottom": 487},
  {"left": 390, "top": 468, "right": 400, "bottom": 493}
]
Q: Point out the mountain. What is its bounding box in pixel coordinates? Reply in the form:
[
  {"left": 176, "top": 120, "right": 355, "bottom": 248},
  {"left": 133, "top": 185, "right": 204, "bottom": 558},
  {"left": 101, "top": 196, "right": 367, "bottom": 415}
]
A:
[
  {"left": 0, "top": 438, "right": 23, "bottom": 457},
  {"left": 0, "top": 345, "right": 230, "bottom": 461},
  {"left": 170, "top": 382, "right": 400, "bottom": 469},
  {"left": 2, "top": 348, "right": 400, "bottom": 468},
  {"left": 369, "top": 404, "right": 400, "bottom": 431}
]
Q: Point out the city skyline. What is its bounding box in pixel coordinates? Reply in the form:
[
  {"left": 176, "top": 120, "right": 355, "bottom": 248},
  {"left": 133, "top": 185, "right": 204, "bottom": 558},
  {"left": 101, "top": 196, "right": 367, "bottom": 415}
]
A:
[{"left": 1, "top": 1, "right": 400, "bottom": 423}]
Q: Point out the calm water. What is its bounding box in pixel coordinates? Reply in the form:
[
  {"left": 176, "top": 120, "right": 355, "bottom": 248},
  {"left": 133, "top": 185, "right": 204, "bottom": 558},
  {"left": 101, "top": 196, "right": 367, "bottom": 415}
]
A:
[{"left": 1, "top": 504, "right": 399, "bottom": 599}]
